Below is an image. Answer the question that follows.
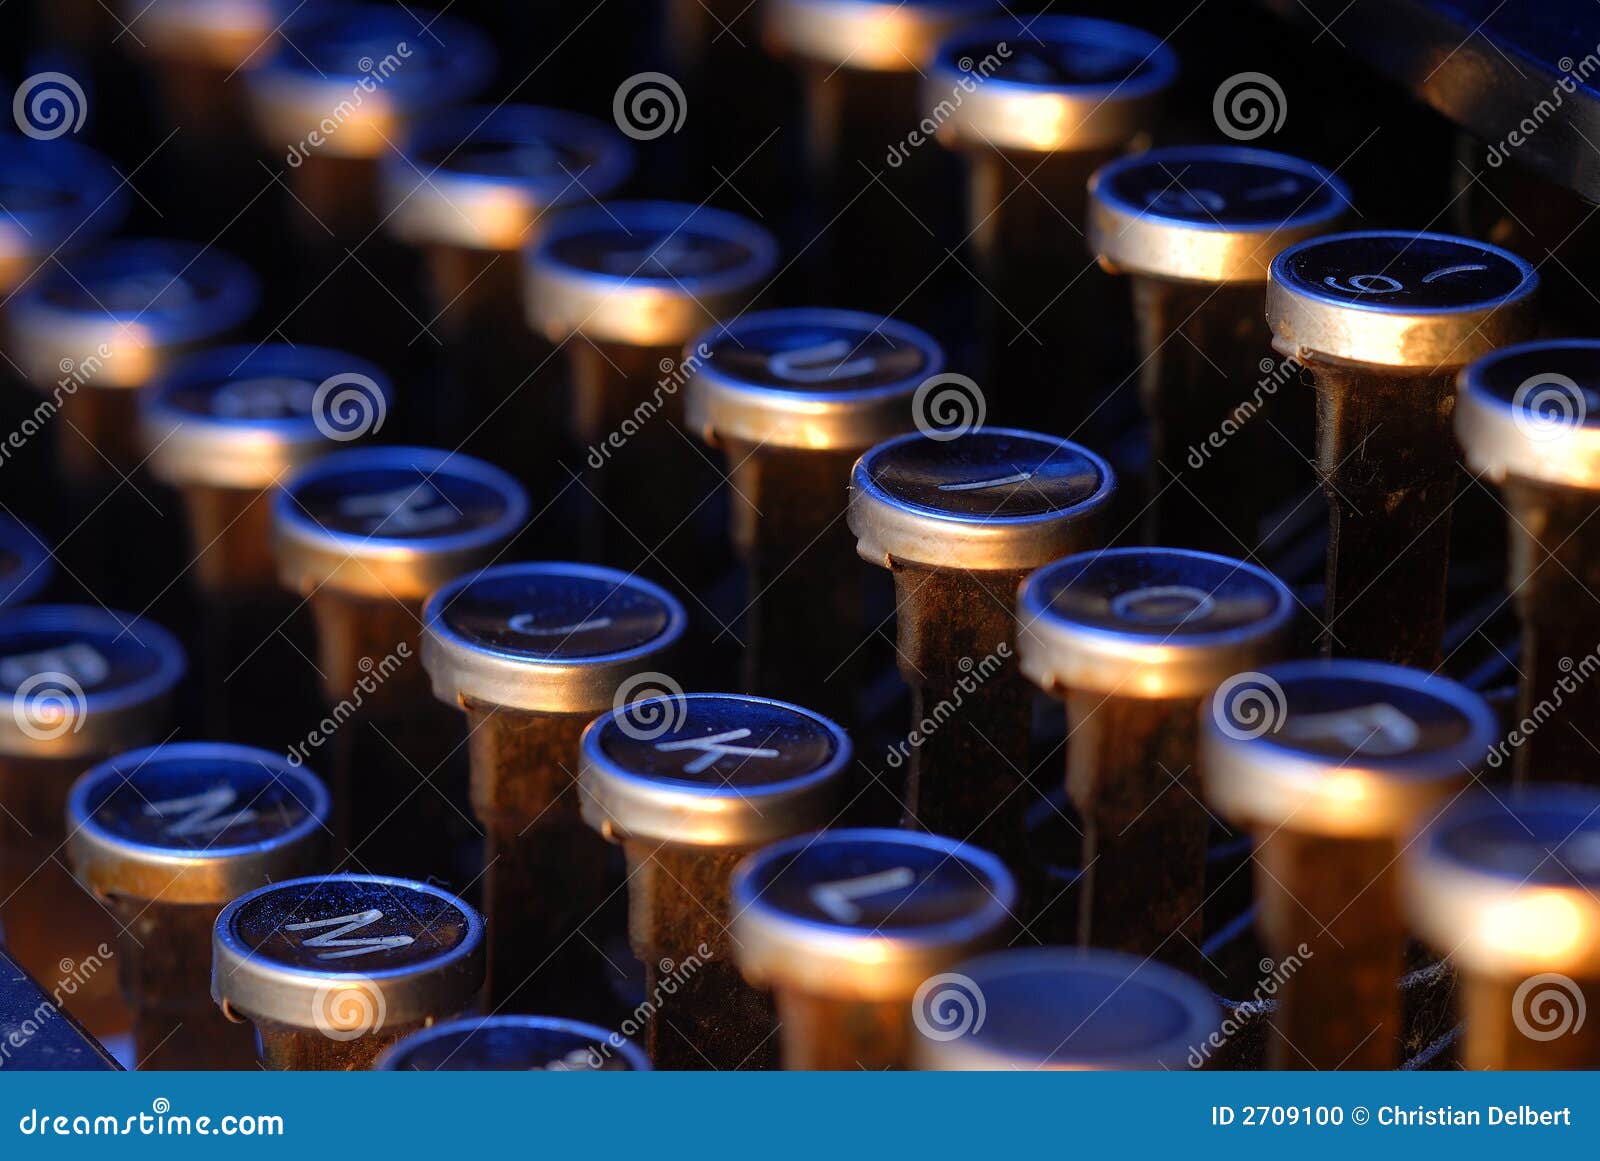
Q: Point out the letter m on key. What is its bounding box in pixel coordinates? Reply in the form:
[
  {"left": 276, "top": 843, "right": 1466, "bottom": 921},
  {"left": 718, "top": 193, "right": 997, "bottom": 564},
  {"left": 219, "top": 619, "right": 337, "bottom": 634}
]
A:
[{"left": 284, "top": 910, "right": 415, "bottom": 960}]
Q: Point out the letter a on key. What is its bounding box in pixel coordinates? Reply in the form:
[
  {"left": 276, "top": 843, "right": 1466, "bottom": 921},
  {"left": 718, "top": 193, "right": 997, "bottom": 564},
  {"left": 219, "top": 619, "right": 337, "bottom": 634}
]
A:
[{"left": 284, "top": 909, "right": 416, "bottom": 960}]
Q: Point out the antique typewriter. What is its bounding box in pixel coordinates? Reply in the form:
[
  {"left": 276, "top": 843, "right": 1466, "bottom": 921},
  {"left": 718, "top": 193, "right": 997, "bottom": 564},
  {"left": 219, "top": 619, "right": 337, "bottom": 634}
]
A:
[{"left": 0, "top": 0, "right": 1595, "bottom": 1073}]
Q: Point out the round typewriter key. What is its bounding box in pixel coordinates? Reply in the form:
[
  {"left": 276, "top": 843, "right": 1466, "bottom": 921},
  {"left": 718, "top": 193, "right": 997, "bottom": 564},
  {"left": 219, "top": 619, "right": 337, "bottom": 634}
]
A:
[
  {"left": 0, "top": 136, "right": 127, "bottom": 296},
  {"left": 275, "top": 446, "right": 526, "bottom": 874},
  {"left": 764, "top": 0, "right": 1000, "bottom": 309},
  {"left": 375, "top": 1014, "right": 651, "bottom": 1071},
  {"left": 580, "top": 693, "right": 849, "bottom": 1068},
  {"left": 9, "top": 238, "right": 259, "bottom": 478},
  {"left": 125, "top": 0, "right": 282, "bottom": 137},
  {"left": 1201, "top": 659, "right": 1496, "bottom": 1068},
  {"left": 912, "top": 947, "right": 1218, "bottom": 1070},
  {"left": 1018, "top": 548, "right": 1293, "bottom": 963},
  {"left": 382, "top": 105, "right": 632, "bottom": 487},
  {"left": 850, "top": 429, "right": 1113, "bottom": 906},
  {"left": 144, "top": 345, "right": 391, "bottom": 745},
  {"left": 1267, "top": 230, "right": 1538, "bottom": 667},
  {"left": 1089, "top": 147, "right": 1350, "bottom": 551},
  {"left": 525, "top": 201, "right": 778, "bottom": 578},
  {"left": 928, "top": 16, "right": 1178, "bottom": 428},
  {"left": 423, "top": 562, "right": 685, "bottom": 1019},
  {"left": 67, "top": 743, "right": 329, "bottom": 1069},
  {"left": 732, "top": 827, "right": 1015, "bottom": 1069},
  {"left": 1456, "top": 340, "right": 1600, "bottom": 786},
  {"left": 213, "top": 874, "right": 485, "bottom": 1070},
  {"left": 1404, "top": 787, "right": 1600, "bottom": 1069},
  {"left": 687, "top": 308, "right": 940, "bottom": 721},
  {"left": 248, "top": 3, "right": 493, "bottom": 231},
  {"left": 0, "top": 606, "right": 185, "bottom": 1040},
  {"left": 0, "top": 516, "right": 53, "bottom": 609}
]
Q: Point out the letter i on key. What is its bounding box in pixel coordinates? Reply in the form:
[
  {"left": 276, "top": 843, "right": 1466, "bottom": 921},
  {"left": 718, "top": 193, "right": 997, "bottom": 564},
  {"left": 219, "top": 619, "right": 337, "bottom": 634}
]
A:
[
  {"left": 1266, "top": 231, "right": 1538, "bottom": 667},
  {"left": 422, "top": 562, "right": 686, "bottom": 1020},
  {"left": 1404, "top": 787, "right": 1600, "bottom": 1070},
  {"left": 1202, "top": 659, "right": 1496, "bottom": 1068},
  {"left": 1454, "top": 340, "right": 1600, "bottom": 785},
  {"left": 1088, "top": 146, "right": 1350, "bottom": 551},
  {"left": 849, "top": 428, "right": 1114, "bottom": 913},
  {"left": 1017, "top": 549, "right": 1295, "bottom": 963},
  {"left": 580, "top": 693, "right": 850, "bottom": 1068}
]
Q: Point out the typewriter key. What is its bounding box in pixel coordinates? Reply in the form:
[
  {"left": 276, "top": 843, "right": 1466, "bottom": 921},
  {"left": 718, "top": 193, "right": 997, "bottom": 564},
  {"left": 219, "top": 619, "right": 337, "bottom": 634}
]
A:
[
  {"left": 1404, "top": 787, "right": 1600, "bottom": 1070},
  {"left": 687, "top": 308, "right": 940, "bottom": 720},
  {"left": 1018, "top": 548, "right": 1294, "bottom": 963},
  {"left": 0, "top": 606, "right": 186, "bottom": 1038},
  {"left": 126, "top": 0, "right": 280, "bottom": 135},
  {"left": 525, "top": 201, "right": 778, "bottom": 579},
  {"left": 274, "top": 446, "right": 527, "bottom": 872},
  {"left": 1267, "top": 230, "right": 1538, "bottom": 667},
  {"left": 580, "top": 693, "right": 850, "bottom": 1068},
  {"left": 213, "top": 874, "right": 485, "bottom": 1070},
  {"left": 0, "top": 136, "right": 127, "bottom": 298},
  {"left": 381, "top": 106, "right": 632, "bottom": 485},
  {"left": 928, "top": 16, "right": 1177, "bottom": 428},
  {"left": 248, "top": 3, "right": 494, "bottom": 238},
  {"left": 8, "top": 238, "right": 259, "bottom": 498},
  {"left": 850, "top": 429, "right": 1113, "bottom": 895},
  {"left": 375, "top": 1014, "right": 650, "bottom": 1071},
  {"left": 912, "top": 947, "right": 1218, "bottom": 1070},
  {"left": 1202, "top": 659, "right": 1496, "bottom": 1068},
  {"left": 1454, "top": 339, "right": 1600, "bottom": 786},
  {"left": 0, "top": 945, "right": 120, "bottom": 1070},
  {"left": 762, "top": 0, "right": 999, "bottom": 309},
  {"left": 422, "top": 562, "right": 686, "bottom": 1018},
  {"left": 143, "top": 345, "right": 392, "bottom": 745},
  {"left": 67, "top": 742, "right": 330, "bottom": 1069},
  {"left": 732, "top": 827, "right": 1015, "bottom": 1069},
  {"left": 0, "top": 516, "right": 54, "bottom": 609},
  {"left": 1089, "top": 146, "right": 1350, "bottom": 551}
]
